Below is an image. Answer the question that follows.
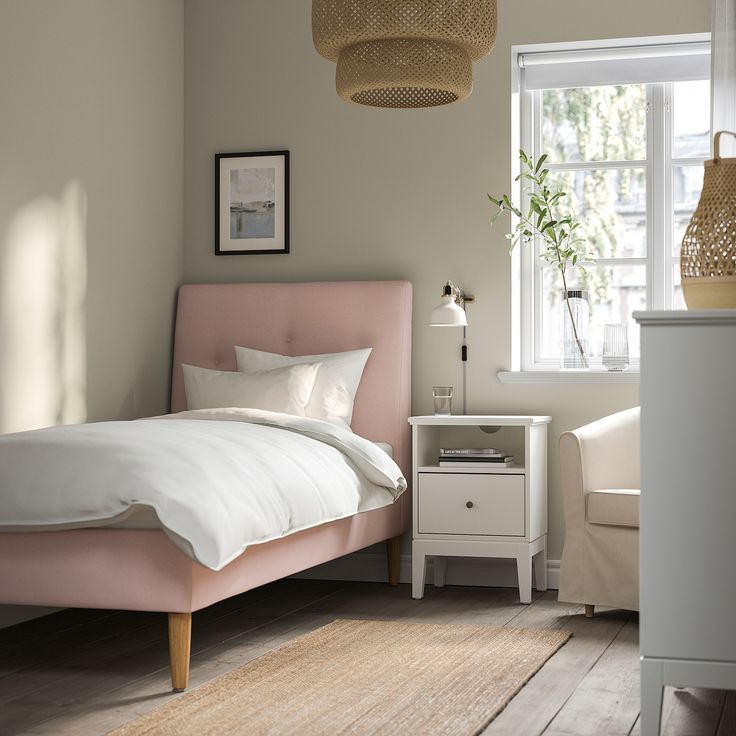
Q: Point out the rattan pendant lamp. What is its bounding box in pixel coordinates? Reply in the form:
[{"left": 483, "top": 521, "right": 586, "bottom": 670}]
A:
[{"left": 312, "top": 0, "right": 497, "bottom": 108}]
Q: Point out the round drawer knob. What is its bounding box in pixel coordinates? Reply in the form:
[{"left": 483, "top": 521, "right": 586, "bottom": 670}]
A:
[{"left": 466, "top": 501, "right": 474, "bottom": 509}]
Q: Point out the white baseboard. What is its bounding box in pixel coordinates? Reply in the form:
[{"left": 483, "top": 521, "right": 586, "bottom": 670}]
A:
[{"left": 293, "top": 552, "right": 561, "bottom": 590}]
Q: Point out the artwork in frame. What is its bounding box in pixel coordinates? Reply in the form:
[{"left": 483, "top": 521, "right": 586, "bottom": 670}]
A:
[{"left": 215, "top": 150, "right": 289, "bottom": 255}]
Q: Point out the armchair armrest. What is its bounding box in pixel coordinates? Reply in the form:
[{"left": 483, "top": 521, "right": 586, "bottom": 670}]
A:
[
  {"left": 559, "top": 429, "right": 586, "bottom": 533},
  {"left": 566, "top": 407, "right": 640, "bottom": 493}
]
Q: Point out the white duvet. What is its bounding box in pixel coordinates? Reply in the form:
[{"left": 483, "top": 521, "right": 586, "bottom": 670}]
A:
[{"left": 0, "top": 408, "right": 406, "bottom": 570}]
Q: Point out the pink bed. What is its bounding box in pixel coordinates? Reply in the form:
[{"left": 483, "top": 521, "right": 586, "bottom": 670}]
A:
[{"left": 0, "top": 280, "right": 412, "bottom": 690}]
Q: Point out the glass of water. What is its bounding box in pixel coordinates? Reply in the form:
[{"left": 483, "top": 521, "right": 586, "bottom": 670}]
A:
[
  {"left": 432, "top": 386, "right": 453, "bottom": 415},
  {"left": 602, "top": 323, "right": 629, "bottom": 371}
]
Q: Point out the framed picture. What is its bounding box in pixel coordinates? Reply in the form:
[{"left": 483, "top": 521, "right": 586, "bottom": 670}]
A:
[{"left": 215, "top": 150, "right": 289, "bottom": 255}]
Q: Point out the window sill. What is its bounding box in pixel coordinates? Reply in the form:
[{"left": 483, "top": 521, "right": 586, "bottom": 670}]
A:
[{"left": 497, "top": 370, "right": 640, "bottom": 384}]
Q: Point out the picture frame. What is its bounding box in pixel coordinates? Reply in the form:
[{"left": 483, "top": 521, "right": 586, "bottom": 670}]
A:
[{"left": 215, "top": 150, "right": 289, "bottom": 255}]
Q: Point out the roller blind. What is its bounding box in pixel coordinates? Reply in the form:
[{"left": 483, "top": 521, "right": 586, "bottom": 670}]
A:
[
  {"left": 712, "top": 0, "right": 736, "bottom": 156},
  {"left": 520, "top": 41, "right": 711, "bottom": 90}
]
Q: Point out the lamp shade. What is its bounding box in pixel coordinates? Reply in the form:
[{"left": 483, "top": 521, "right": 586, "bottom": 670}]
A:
[
  {"left": 312, "top": 0, "right": 497, "bottom": 108},
  {"left": 430, "top": 294, "right": 467, "bottom": 327}
]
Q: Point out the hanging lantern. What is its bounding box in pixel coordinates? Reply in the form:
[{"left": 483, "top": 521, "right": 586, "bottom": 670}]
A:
[
  {"left": 681, "top": 131, "right": 736, "bottom": 309},
  {"left": 311, "top": 1, "right": 497, "bottom": 109}
]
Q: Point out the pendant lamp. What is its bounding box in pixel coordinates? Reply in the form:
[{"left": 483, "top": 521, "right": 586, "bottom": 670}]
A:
[{"left": 312, "top": 1, "right": 497, "bottom": 109}]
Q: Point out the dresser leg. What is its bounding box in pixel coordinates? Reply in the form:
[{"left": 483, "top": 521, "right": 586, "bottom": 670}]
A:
[
  {"left": 516, "top": 552, "right": 532, "bottom": 604},
  {"left": 533, "top": 546, "right": 547, "bottom": 591},
  {"left": 412, "top": 545, "right": 426, "bottom": 599},
  {"left": 433, "top": 557, "right": 447, "bottom": 588},
  {"left": 640, "top": 658, "right": 664, "bottom": 736}
]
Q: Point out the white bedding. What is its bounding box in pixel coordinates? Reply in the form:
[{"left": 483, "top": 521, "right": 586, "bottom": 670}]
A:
[
  {"left": 0, "top": 409, "right": 406, "bottom": 570},
  {"left": 107, "top": 441, "right": 395, "bottom": 530}
]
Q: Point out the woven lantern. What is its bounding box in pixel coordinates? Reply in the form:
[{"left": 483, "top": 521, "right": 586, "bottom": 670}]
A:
[
  {"left": 681, "top": 131, "right": 736, "bottom": 309},
  {"left": 311, "top": 0, "right": 497, "bottom": 108}
]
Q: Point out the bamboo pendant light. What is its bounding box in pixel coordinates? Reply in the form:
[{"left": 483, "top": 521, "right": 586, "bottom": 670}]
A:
[{"left": 312, "top": 1, "right": 497, "bottom": 108}]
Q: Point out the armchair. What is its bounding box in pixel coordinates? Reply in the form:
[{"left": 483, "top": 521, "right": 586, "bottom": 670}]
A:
[{"left": 558, "top": 407, "right": 640, "bottom": 615}]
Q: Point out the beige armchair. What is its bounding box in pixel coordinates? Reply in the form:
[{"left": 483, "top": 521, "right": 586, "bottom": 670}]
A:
[{"left": 558, "top": 407, "right": 640, "bottom": 616}]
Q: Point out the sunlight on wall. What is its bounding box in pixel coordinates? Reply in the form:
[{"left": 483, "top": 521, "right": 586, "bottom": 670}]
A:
[{"left": 0, "top": 181, "right": 87, "bottom": 433}]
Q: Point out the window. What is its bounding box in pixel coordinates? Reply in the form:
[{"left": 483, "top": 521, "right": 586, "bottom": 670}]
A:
[{"left": 511, "top": 36, "right": 711, "bottom": 372}]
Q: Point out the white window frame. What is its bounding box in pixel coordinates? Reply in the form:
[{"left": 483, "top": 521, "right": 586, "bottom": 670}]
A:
[{"left": 505, "top": 34, "right": 710, "bottom": 379}]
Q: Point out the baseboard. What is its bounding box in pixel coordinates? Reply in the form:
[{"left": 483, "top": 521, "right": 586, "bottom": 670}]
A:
[
  {"left": 293, "top": 552, "right": 561, "bottom": 590},
  {"left": 0, "top": 605, "right": 61, "bottom": 630}
]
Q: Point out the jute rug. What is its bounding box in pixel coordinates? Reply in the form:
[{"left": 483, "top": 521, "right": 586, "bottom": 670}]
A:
[{"left": 111, "top": 619, "right": 571, "bottom": 736}]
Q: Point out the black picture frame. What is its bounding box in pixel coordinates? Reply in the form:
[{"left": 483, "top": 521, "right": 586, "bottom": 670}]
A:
[{"left": 215, "top": 150, "right": 289, "bottom": 255}]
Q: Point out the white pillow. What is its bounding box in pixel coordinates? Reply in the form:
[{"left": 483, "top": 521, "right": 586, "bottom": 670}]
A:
[
  {"left": 234, "top": 346, "right": 371, "bottom": 429},
  {"left": 182, "top": 362, "right": 321, "bottom": 416}
]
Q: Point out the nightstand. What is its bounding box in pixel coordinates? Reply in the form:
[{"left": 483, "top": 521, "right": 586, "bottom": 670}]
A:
[{"left": 409, "top": 415, "right": 551, "bottom": 604}]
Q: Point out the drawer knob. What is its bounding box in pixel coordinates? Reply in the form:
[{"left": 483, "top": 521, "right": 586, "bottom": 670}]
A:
[{"left": 466, "top": 501, "right": 474, "bottom": 509}]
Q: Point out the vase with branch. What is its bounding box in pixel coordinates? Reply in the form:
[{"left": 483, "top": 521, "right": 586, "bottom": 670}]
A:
[{"left": 488, "top": 150, "right": 595, "bottom": 369}]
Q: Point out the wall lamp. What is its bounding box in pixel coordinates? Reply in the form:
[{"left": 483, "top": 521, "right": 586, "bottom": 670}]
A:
[{"left": 430, "top": 281, "right": 474, "bottom": 414}]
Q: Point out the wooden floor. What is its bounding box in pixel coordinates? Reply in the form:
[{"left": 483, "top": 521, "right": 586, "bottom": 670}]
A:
[{"left": 0, "top": 580, "right": 733, "bottom": 735}]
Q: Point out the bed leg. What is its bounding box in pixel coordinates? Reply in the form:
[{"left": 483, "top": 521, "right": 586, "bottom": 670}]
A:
[
  {"left": 387, "top": 535, "right": 401, "bottom": 586},
  {"left": 168, "top": 612, "right": 192, "bottom": 692}
]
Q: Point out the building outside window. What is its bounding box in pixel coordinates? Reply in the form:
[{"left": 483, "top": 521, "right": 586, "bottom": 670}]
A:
[{"left": 511, "top": 36, "right": 711, "bottom": 372}]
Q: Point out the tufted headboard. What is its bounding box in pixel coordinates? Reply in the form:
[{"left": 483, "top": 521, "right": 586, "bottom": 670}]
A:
[{"left": 170, "top": 281, "right": 413, "bottom": 478}]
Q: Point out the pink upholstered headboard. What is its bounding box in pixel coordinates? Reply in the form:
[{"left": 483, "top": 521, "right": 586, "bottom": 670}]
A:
[{"left": 171, "top": 281, "right": 413, "bottom": 478}]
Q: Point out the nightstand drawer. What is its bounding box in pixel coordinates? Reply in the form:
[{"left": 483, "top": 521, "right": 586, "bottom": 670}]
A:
[{"left": 417, "top": 473, "right": 525, "bottom": 536}]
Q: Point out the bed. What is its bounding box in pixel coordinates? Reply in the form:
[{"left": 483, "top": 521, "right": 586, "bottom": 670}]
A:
[{"left": 0, "top": 280, "right": 412, "bottom": 690}]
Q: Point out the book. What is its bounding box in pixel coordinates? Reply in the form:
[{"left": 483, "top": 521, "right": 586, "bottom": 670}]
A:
[
  {"left": 439, "top": 453, "right": 506, "bottom": 460},
  {"left": 439, "top": 459, "right": 516, "bottom": 468},
  {"left": 440, "top": 447, "right": 499, "bottom": 456},
  {"left": 438, "top": 455, "right": 514, "bottom": 464}
]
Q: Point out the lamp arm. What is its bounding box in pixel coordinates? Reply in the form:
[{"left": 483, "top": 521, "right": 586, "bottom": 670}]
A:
[{"left": 445, "top": 281, "right": 474, "bottom": 308}]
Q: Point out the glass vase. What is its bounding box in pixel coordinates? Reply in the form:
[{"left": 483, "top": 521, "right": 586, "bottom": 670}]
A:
[{"left": 560, "top": 289, "right": 589, "bottom": 370}]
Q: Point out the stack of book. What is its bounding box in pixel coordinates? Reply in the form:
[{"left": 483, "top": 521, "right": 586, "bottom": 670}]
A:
[{"left": 438, "top": 448, "right": 515, "bottom": 468}]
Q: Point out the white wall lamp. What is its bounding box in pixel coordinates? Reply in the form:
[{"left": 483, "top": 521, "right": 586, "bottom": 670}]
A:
[{"left": 430, "top": 281, "right": 474, "bottom": 414}]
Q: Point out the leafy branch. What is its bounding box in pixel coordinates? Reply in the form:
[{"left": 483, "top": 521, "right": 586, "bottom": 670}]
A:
[{"left": 488, "top": 150, "right": 596, "bottom": 367}]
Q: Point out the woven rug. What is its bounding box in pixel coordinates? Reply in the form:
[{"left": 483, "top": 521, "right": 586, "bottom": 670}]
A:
[{"left": 111, "top": 619, "right": 571, "bottom": 736}]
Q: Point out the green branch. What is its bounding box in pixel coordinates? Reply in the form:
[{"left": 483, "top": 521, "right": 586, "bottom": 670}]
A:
[{"left": 489, "top": 149, "right": 596, "bottom": 367}]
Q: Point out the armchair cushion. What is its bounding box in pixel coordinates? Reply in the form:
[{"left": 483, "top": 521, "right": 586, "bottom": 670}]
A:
[{"left": 586, "top": 489, "right": 640, "bottom": 528}]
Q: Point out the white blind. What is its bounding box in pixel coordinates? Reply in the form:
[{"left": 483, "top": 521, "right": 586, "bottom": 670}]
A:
[
  {"left": 520, "top": 41, "right": 711, "bottom": 90},
  {"left": 712, "top": 0, "right": 736, "bottom": 156}
]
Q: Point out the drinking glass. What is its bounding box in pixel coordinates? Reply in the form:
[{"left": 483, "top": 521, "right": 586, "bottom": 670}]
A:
[
  {"left": 602, "top": 323, "right": 629, "bottom": 371},
  {"left": 432, "top": 386, "right": 453, "bottom": 415}
]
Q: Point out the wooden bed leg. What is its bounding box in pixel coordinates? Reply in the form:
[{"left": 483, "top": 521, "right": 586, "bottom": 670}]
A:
[
  {"left": 387, "top": 535, "right": 401, "bottom": 586},
  {"left": 168, "top": 612, "right": 192, "bottom": 692},
  {"left": 584, "top": 604, "right": 595, "bottom": 618}
]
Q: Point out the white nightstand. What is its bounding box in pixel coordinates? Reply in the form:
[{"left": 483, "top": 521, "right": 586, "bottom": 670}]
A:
[{"left": 409, "top": 415, "right": 551, "bottom": 604}]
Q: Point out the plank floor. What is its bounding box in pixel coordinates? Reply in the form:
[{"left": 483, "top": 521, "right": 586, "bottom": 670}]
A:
[{"left": 0, "top": 580, "right": 731, "bottom": 735}]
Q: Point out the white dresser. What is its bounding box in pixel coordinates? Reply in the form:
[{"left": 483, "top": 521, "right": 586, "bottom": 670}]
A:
[
  {"left": 635, "top": 311, "right": 736, "bottom": 736},
  {"left": 409, "top": 415, "right": 550, "bottom": 604}
]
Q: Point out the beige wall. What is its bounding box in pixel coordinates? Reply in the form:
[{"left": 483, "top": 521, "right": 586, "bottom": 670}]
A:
[
  {"left": 0, "top": 0, "right": 183, "bottom": 626},
  {"left": 183, "top": 0, "right": 709, "bottom": 559},
  {"left": 0, "top": 0, "right": 184, "bottom": 430},
  {"left": 0, "top": 0, "right": 711, "bottom": 626}
]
